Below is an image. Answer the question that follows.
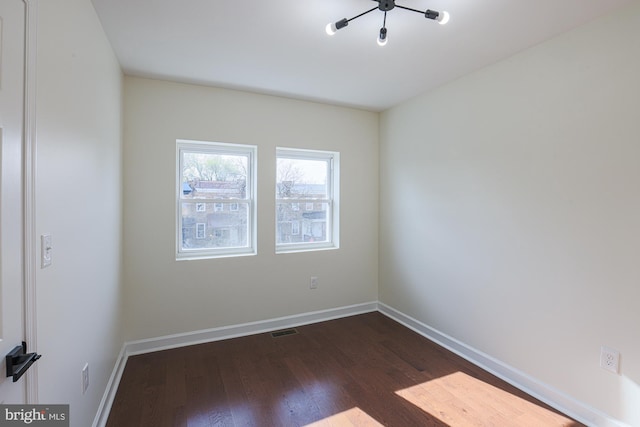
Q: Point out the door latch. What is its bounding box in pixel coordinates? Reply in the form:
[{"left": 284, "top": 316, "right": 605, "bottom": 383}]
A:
[{"left": 5, "top": 341, "right": 41, "bottom": 382}]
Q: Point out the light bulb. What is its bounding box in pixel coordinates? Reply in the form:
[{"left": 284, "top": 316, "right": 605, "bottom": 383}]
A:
[
  {"left": 326, "top": 18, "right": 348, "bottom": 35},
  {"left": 437, "top": 11, "right": 450, "bottom": 25},
  {"left": 377, "top": 27, "right": 388, "bottom": 46}
]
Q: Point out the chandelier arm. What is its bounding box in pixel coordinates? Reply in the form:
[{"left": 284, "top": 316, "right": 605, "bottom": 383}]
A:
[
  {"left": 347, "top": 6, "right": 378, "bottom": 23},
  {"left": 395, "top": 4, "right": 426, "bottom": 15}
]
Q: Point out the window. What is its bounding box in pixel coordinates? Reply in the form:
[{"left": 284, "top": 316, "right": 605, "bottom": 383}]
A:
[
  {"left": 177, "top": 140, "right": 256, "bottom": 259},
  {"left": 196, "top": 223, "right": 206, "bottom": 239},
  {"left": 276, "top": 148, "right": 339, "bottom": 253}
]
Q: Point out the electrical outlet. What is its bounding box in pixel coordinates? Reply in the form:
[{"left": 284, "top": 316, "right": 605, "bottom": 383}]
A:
[
  {"left": 600, "top": 346, "right": 620, "bottom": 374},
  {"left": 82, "top": 363, "right": 89, "bottom": 394},
  {"left": 41, "top": 234, "right": 52, "bottom": 268},
  {"left": 310, "top": 276, "right": 318, "bottom": 289}
]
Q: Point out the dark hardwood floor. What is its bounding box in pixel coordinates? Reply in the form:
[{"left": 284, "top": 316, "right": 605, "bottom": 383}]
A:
[{"left": 106, "top": 312, "right": 582, "bottom": 427}]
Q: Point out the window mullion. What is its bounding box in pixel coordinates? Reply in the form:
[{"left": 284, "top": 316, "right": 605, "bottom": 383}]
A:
[
  {"left": 275, "top": 198, "right": 330, "bottom": 203},
  {"left": 181, "top": 198, "right": 248, "bottom": 203}
]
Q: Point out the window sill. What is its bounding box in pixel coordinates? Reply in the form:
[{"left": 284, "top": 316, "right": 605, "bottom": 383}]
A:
[
  {"left": 176, "top": 250, "right": 256, "bottom": 261},
  {"left": 276, "top": 244, "right": 339, "bottom": 255}
]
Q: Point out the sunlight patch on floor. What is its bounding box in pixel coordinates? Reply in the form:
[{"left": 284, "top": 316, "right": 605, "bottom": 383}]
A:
[
  {"left": 396, "top": 371, "right": 577, "bottom": 426},
  {"left": 304, "top": 407, "right": 384, "bottom": 427}
]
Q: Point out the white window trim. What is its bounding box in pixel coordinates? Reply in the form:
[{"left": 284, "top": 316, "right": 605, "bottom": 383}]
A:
[
  {"left": 176, "top": 139, "right": 257, "bottom": 260},
  {"left": 276, "top": 147, "right": 340, "bottom": 254}
]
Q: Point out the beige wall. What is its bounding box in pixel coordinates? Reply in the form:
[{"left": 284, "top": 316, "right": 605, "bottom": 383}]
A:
[
  {"left": 380, "top": 3, "right": 640, "bottom": 425},
  {"left": 35, "top": 0, "right": 124, "bottom": 426},
  {"left": 122, "top": 77, "right": 379, "bottom": 340}
]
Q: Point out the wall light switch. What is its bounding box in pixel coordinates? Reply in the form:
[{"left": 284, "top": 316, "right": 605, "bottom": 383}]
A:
[{"left": 41, "top": 234, "right": 52, "bottom": 268}]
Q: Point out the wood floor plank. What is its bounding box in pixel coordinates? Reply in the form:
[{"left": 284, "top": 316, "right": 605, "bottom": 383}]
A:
[
  {"left": 106, "top": 313, "right": 582, "bottom": 427},
  {"left": 163, "top": 351, "right": 188, "bottom": 427}
]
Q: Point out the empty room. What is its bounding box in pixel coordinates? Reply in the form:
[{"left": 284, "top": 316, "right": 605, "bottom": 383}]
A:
[{"left": 1, "top": 0, "right": 638, "bottom": 426}]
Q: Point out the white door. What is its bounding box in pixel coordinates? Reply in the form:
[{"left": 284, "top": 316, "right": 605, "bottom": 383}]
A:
[{"left": 0, "top": 0, "right": 27, "bottom": 404}]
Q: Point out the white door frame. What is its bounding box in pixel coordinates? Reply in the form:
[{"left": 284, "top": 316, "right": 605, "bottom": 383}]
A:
[{"left": 22, "top": 0, "right": 38, "bottom": 404}]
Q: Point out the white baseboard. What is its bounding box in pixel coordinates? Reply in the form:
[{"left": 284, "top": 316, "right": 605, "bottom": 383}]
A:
[
  {"left": 92, "top": 345, "right": 128, "bottom": 427},
  {"left": 124, "top": 301, "right": 377, "bottom": 356},
  {"left": 92, "top": 301, "right": 378, "bottom": 427},
  {"left": 93, "top": 301, "right": 627, "bottom": 427},
  {"left": 377, "top": 302, "right": 629, "bottom": 427}
]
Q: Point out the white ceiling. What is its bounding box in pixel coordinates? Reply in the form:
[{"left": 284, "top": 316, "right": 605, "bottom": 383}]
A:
[{"left": 92, "top": 0, "right": 629, "bottom": 112}]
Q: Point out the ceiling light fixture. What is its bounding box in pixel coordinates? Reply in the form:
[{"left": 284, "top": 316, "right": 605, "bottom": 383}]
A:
[{"left": 326, "top": 0, "right": 449, "bottom": 46}]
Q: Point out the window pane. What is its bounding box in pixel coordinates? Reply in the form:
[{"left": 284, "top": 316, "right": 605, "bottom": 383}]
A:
[
  {"left": 276, "top": 158, "right": 328, "bottom": 199},
  {"left": 276, "top": 202, "right": 328, "bottom": 244},
  {"left": 181, "top": 202, "right": 249, "bottom": 249},
  {"left": 182, "top": 152, "right": 248, "bottom": 199}
]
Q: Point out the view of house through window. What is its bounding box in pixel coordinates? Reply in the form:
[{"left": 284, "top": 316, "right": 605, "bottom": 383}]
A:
[
  {"left": 177, "top": 140, "right": 256, "bottom": 259},
  {"left": 276, "top": 148, "right": 339, "bottom": 252}
]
